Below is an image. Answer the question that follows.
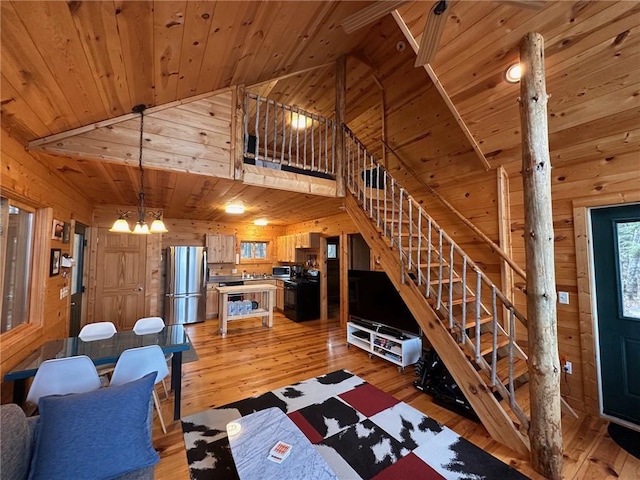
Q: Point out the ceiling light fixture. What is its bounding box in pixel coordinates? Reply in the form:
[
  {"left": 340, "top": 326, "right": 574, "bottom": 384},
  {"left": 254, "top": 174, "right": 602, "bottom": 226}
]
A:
[
  {"left": 225, "top": 204, "right": 245, "bottom": 214},
  {"left": 504, "top": 63, "right": 522, "bottom": 83},
  {"left": 109, "top": 105, "right": 168, "bottom": 234},
  {"left": 254, "top": 219, "right": 268, "bottom": 226},
  {"left": 291, "top": 112, "right": 309, "bottom": 130}
]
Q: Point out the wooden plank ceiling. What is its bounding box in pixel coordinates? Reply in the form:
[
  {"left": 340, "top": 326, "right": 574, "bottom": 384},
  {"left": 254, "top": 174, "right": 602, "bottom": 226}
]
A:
[{"left": 1, "top": 1, "right": 638, "bottom": 225}]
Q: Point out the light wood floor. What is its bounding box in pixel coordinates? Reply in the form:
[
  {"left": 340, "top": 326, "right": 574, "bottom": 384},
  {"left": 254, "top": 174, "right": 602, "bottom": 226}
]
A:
[{"left": 152, "top": 314, "right": 640, "bottom": 479}]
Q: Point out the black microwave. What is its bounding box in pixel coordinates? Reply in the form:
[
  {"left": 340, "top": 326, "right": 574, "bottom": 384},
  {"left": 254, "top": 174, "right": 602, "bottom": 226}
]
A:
[{"left": 272, "top": 266, "right": 291, "bottom": 278}]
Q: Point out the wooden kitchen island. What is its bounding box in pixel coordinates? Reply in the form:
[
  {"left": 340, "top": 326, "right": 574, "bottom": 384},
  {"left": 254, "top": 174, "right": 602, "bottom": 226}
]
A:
[{"left": 216, "top": 284, "right": 277, "bottom": 337}]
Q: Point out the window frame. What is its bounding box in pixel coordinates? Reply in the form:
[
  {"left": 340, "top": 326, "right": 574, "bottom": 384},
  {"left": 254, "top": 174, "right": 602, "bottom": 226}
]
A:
[
  {"left": 239, "top": 240, "right": 270, "bottom": 263},
  {"left": 1, "top": 196, "right": 50, "bottom": 358}
]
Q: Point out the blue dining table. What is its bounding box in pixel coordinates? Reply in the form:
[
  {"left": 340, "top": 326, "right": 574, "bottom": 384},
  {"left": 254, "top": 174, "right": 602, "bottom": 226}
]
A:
[{"left": 4, "top": 324, "right": 191, "bottom": 421}]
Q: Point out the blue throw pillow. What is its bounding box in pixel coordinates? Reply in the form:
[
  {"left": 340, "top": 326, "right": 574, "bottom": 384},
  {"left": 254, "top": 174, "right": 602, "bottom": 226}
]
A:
[{"left": 28, "top": 372, "right": 159, "bottom": 480}]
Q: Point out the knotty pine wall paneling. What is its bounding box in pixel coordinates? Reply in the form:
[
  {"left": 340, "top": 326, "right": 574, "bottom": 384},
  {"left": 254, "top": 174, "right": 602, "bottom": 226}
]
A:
[
  {"left": 0, "top": 129, "right": 93, "bottom": 384},
  {"left": 504, "top": 153, "right": 640, "bottom": 412}
]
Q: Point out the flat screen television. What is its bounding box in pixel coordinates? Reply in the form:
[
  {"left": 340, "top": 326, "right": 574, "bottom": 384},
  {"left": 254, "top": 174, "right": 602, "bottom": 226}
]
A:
[{"left": 348, "top": 269, "right": 421, "bottom": 336}]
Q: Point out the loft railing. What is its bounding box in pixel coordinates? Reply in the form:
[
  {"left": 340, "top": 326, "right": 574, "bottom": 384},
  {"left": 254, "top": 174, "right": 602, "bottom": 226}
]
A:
[
  {"left": 343, "top": 125, "right": 530, "bottom": 432},
  {"left": 243, "top": 93, "right": 337, "bottom": 176}
]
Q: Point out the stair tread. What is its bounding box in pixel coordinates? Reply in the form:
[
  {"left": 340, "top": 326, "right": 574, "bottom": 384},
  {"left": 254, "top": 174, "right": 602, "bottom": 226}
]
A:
[
  {"left": 500, "top": 382, "right": 531, "bottom": 428},
  {"left": 462, "top": 315, "right": 493, "bottom": 329},
  {"left": 442, "top": 294, "right": 476, "bottom": 306},
  {"left": 430, "top": 277, "right": 462, "bottom": 285},
  {"left": 475, "top": 332, "right": 510, "bottom": 356},
  {"left": 480, "top": 356, "right": 528, "bottom": 386}
]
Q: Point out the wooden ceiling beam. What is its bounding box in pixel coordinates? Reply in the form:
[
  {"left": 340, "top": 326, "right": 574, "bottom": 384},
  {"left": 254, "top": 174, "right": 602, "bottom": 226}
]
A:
[
  {"left": 341, "top": 1, "right": 409, "bottom": 34},
  {"left": 28, "top": 86, "right": 233, "bottom": 149},
  {"left": 247, "top": 61, "right": 334, "bottom": 90},
  {"left": 392, "top": 10, "right": 491, "bottom": 171}
]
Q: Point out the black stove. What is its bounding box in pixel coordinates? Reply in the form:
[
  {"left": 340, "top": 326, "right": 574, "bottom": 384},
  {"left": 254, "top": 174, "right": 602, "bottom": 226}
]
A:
[{"left": 284, "top": 278, "right": 320, "bottom": 322}]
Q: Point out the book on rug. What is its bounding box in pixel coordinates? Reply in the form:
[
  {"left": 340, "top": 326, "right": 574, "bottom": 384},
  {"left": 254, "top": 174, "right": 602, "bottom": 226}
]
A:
[{"left": 182, "top": 369, "right": 529, "bottom": 480}]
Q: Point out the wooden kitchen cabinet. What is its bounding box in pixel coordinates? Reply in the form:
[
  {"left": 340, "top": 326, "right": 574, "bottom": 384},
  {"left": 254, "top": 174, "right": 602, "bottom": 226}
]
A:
[
  {"left": 206, "top": 283, "right": 219, "bottom": 318},
  {"left": 296, "top": 232, "right": 320, "bottom": 249},
  {"left": 276, "top": 280, "right": 284, "bottom": 311},
  {"left": 276, "top": 233, "right": 320, "bottom": 262},
  {"left": 206, "top": 234, "right": 236, "bottom": 263},
  {"left": 276, "top": 235, "right": 295, "bottom": 262}
]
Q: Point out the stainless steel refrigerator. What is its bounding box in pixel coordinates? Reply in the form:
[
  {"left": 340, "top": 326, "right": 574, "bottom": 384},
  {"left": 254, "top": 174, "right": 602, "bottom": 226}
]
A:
[{"left": 165, "top": 246, "right": 207, "bottom": 324}]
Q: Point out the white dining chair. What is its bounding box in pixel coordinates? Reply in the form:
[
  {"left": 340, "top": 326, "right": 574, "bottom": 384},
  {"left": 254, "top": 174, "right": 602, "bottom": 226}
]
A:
[
  {"left": 133, "top": 317, "right": 171, "bottom": 399},
  {"left": 26, "top": 355, "right": 103, "bottom": 405},
  {"left": 78, "top": 321, "right": 118, "bottom": 378},
  {"left": 133, "top": 316, "right": 165, "bottom": 335},
  {"left": 78, "top": 322, "right": 117, "bottom": 341},
  {"left": 109, "top": 345, "right": 170, "bottom": 434}
]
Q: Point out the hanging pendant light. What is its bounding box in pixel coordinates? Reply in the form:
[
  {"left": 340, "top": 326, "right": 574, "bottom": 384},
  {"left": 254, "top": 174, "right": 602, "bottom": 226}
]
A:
[{"left": 109, "top": 105, "right": 168, "bottom": 234}]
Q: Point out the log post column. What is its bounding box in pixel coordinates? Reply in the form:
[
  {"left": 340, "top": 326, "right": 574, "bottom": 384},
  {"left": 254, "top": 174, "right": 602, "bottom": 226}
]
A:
[
  {"left": 519, "top": 32, "right": 563, "bottom": 479},
  {"left": 335, "top": 55, "right": 346, "bottom": 197}
]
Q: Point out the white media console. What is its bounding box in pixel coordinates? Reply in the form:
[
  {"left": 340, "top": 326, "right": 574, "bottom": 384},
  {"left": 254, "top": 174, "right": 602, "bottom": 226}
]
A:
[{"left": 346, "top": 319, "right": 422, "bottom": 371}]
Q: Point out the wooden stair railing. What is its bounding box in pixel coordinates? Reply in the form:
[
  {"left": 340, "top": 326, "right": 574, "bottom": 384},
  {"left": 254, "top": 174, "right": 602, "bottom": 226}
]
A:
[{"left": 343, "top": 127, "right": 534, "bottom": 455}]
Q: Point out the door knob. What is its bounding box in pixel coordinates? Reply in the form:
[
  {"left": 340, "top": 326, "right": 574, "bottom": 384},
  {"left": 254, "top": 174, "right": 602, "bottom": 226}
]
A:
[
  {"left": 71, "top": 302, "right": 76, "bottom": 306},
  {"left": 134, "top": 286, "right": 144, "bottom": 292}
]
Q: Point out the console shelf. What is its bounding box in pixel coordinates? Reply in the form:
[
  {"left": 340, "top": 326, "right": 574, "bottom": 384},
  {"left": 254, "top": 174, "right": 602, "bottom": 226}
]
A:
[{"left": 347, "top": 321, "right": 422, "bottom": 371}]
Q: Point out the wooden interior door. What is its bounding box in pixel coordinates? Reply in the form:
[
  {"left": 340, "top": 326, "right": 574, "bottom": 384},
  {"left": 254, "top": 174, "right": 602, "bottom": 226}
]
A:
[{"left": 94, "top": 228, "right": 146, "bottom": 331}]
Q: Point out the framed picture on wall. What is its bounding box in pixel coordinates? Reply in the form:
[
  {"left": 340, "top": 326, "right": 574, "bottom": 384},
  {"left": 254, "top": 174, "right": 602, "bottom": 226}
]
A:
[
  {"left": 52, "top": 219, "right": 64, "bottom": 240},
  {"left": 50, "top": 248, "right": 61, "bottom": 276}
]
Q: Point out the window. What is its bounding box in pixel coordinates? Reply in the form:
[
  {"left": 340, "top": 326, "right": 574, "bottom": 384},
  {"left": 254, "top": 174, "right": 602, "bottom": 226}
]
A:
[
  {"left": 240, "top": 241, "right": 268, "bottom": 260},
  {"left": 1, "top": 197, "right": 35, "bottom": 333},
  {"left": 616, "top": 220, "right": 640, "bottom": 319},
  {"left": 327, "top": 244, "right": 337, "bottom": 259}
]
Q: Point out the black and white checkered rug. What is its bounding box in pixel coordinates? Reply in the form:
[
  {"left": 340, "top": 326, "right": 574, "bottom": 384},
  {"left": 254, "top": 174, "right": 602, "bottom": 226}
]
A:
[{"left": 181, "top": 369, "right": 528, "bottom": 479}]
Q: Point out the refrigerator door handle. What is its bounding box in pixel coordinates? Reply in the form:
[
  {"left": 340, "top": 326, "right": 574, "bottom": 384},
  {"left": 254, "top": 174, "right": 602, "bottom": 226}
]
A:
[{"left": 202, "top": 249, "right": 208, "bottom": 288}]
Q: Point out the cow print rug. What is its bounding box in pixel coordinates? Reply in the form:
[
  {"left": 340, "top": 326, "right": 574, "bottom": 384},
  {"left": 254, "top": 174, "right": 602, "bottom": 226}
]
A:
[{"left": 181, "top": 369, "right": 528, "bottom": 479}]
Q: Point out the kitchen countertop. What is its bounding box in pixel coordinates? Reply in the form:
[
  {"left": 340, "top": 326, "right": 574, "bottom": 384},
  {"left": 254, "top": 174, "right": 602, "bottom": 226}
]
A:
[{"left": 208, "top": 275, "right": 283, "bottom": 283}]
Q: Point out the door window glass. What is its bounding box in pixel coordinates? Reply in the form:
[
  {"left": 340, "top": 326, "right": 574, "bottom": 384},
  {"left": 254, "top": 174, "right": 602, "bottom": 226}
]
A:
[
  {"left": 72, "top": 232, "right": 82, "bottom": 295},
  {"left": 616, "top": 220, "right": 640, "bottom": 319}
]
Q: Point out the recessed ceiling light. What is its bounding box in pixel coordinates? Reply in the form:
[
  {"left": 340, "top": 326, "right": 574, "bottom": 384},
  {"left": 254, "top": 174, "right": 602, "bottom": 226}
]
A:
[
  {"left": 254, "top": 219, "right": 268, "bottom": 226},
  {"left": 505, "top": 63, "right": 522, "bottom": 83},
  {"left": 225, "top": 204, "right": 244, "bottom": 214}
]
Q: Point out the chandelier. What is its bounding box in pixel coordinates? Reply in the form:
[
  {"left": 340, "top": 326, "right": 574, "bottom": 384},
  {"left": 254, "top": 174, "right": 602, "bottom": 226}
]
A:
[{"left": 109, "top": 104, "right": 168, "bottom": 234}]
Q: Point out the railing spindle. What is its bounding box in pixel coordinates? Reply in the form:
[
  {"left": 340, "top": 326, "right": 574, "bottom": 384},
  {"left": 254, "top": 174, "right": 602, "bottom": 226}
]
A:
[
  {"left": 255, "top": 96, "right": 261, "bottom": 159},
  {"left": 417, "top": 211, "right": 422, "bottom": 285},
  {"left": 398, "top": 189, "right": 403, "bottom": 259},
  {"left": 383, "top": 170, "right": 388, "bottom": 238},
  {"left": 509, "top": 307, "right": 516, "bottom": 406},
  {"left": 437, "top": 230, "right": 443, "bottom": 310},
  {"left": 491, "top": 286, "right": 498, "bottom": 386},
  {"left": 391, "top": 179, "right": 395, "bottom": 247},
  {"left": 475, "top": 269, "right": 482, "bottom": 363},
  {"left": 311, "top": 114, "right": 315, "bottom": 170},
  {"left": 426, "top": 218, "right": 432, "bottom": 298},
  {"left": 376, "top": 163, "right": 380, "bottom": 228},
  {"left": 449, "top": 242, "right": 454, "bottom": 330},
  {"left": 264, "top": 98, "right": 269, "bottom": 161},
  {"left": 462, "top": 256, "right": 468, "bottom": 337},
  {"left": 243, "top": 94, "right": 249, "bottom": 156}
]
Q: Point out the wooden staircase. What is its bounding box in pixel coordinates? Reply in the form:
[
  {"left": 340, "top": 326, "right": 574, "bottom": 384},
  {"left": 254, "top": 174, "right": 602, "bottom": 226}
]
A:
[{"left": 343, "top": 128, "right": 534, "bottom": 456}]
